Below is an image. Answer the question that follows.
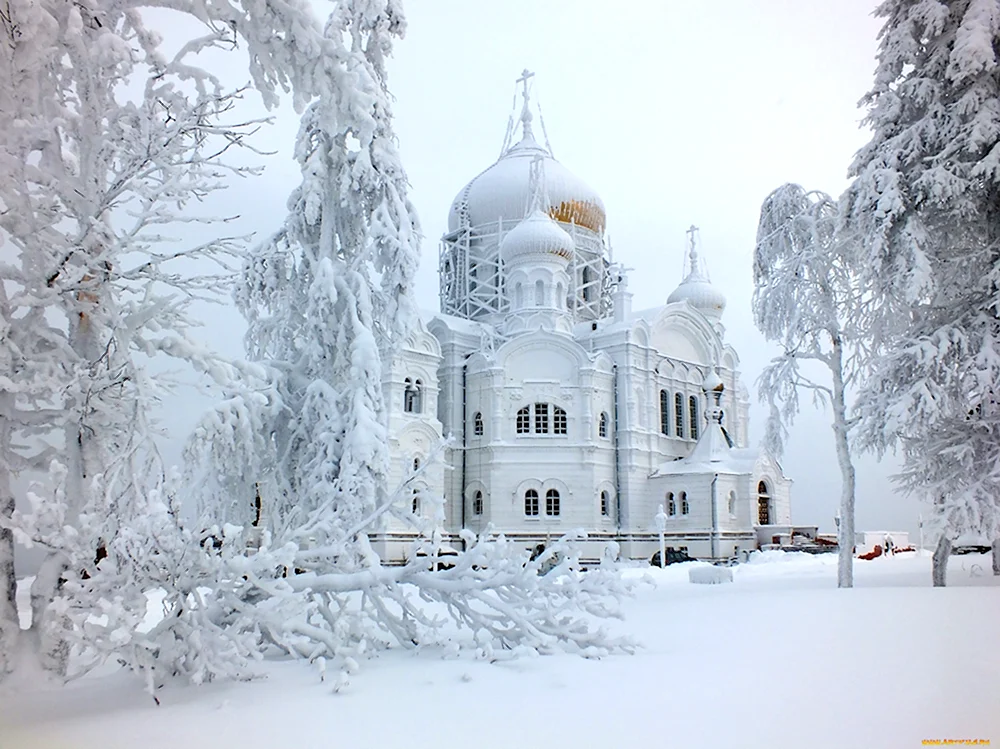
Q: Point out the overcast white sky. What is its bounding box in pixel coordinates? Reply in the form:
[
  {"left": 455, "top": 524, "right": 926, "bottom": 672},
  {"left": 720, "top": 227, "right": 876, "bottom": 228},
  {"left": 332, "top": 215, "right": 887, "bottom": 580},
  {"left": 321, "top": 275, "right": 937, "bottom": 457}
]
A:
[{"left": 152, "top": 0, "right": 923, "bottom": 539}]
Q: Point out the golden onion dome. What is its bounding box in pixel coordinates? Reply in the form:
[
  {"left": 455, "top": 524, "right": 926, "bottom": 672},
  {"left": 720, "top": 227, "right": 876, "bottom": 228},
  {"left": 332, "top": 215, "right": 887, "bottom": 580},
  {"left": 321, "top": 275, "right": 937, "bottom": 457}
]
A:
[{"left": 448, "top": 132, "right": 606, "bottom": 235}]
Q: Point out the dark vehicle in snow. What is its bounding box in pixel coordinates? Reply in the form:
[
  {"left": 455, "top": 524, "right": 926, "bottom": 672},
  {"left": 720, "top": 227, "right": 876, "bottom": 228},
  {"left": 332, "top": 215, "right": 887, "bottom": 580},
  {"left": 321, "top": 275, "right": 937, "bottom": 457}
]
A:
[{"left": 650, "top": 548, "right": 695, "bottom": 566}]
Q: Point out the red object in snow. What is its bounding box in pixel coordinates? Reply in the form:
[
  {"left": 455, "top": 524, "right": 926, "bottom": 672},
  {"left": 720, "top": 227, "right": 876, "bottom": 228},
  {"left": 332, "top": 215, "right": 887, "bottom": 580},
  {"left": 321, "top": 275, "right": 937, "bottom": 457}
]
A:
[{"left": 858, "top": 544, "right": 883, "bottom": 561}]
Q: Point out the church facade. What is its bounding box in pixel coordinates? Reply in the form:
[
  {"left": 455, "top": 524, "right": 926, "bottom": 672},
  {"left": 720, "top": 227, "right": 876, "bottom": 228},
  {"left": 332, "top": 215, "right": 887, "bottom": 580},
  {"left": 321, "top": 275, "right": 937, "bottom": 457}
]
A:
[{"left": 375, "top": 77, "right": 791, "bottom": 564}]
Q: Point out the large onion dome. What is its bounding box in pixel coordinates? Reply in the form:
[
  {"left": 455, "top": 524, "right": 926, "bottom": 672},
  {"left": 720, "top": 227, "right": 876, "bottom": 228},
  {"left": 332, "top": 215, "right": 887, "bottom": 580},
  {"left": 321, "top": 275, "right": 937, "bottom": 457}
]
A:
[{"left": 448, "top": 114, "right": 605, "bottom": 235}]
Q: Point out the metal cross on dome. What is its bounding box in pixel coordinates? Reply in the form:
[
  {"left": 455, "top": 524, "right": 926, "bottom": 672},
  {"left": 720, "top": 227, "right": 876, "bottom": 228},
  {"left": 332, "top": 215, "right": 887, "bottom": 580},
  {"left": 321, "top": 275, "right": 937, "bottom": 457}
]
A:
[
  {"left": 516, "top": 69, "right": 536, "bottom": 139},
  {"left": 686, "top": 224, "right": 700, "bottom": 250},
  {"left": 685, "top": 224, "right": 702, "bottom": 276},
  {"left": 517, "top": 68, "right": 535, "bottom": 95}
]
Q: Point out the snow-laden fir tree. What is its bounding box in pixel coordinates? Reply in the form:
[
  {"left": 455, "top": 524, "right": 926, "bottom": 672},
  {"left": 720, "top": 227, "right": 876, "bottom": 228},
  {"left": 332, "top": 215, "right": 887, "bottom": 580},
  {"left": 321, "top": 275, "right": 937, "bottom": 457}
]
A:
[
  {"left": 0, "top": 0, "right": 354, "bottom": 684},
  {"left": 843, "top": 0, "right": 1000, "bottom": 584},
  {"left": 754, "top": 185, "right": 862, "bottom": 588},
  {"left": 187, "top": 1, "right": 635, "bottom": 686}
]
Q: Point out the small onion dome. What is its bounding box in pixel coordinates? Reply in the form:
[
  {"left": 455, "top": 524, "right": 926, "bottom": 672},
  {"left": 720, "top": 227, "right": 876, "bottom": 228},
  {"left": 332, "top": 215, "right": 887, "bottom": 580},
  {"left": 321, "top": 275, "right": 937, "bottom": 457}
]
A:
[
  {"left": 667, "top": 268, "right": 727, "bottom": 320},
  {"left": 500, "top": 208, "right": 575, "bottom": 263},
  {"left": 702, "top": 369, "right": 725, "bottom": 394}
]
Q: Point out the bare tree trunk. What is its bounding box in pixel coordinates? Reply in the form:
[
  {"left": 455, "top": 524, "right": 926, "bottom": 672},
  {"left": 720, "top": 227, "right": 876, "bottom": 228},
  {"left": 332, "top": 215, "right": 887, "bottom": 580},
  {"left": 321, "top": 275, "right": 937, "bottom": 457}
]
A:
[
  {"left": 932, "top": 534, "right": 951, "bottom": 587},
  {"left": 30, "top": 552, "right": 69, "bottom": 676},
  {"left": 992, "top": 538, "right": 1000, "bottom": 576},
  {"left": 0, "top": 473, "right": 17, "bottom": 678},
  {"left": 830, "top": 336, "right": 855, "bottom": 588}
]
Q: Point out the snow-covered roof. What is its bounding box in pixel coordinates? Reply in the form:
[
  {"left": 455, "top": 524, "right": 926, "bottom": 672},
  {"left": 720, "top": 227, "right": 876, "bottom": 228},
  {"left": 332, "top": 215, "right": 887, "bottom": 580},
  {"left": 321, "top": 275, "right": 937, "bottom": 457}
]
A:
[
  {"left": 651, "top": 406, "right": 760, "bottom": 477},
  {"left": 447, "top": 128, "right": 605, "bottom": 235},
  {"left": 666, "top": 250, "right": 726, "bottom": 322},
  {"left": 501, "top": 208, "right": 574, "bottom": 263},
  {"left": 426, "top": 311, "right": 492, "bottom": 338}
]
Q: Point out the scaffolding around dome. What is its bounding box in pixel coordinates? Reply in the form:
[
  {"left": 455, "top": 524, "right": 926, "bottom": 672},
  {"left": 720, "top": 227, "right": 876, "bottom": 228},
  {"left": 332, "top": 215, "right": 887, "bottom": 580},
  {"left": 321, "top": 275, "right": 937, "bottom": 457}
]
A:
[
  {"left": 439, "top": 215, "right": 612, "bottom": 323},
  {"left": 438, "top": 71, "right": 613, "bottom": 324}
]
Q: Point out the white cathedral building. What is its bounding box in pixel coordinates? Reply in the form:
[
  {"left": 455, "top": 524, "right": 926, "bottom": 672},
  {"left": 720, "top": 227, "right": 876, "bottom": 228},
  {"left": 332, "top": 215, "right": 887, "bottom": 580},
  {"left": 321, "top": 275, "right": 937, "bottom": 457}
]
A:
[{"left": 375, "top": 76, "right": 792, "bottom": 564}]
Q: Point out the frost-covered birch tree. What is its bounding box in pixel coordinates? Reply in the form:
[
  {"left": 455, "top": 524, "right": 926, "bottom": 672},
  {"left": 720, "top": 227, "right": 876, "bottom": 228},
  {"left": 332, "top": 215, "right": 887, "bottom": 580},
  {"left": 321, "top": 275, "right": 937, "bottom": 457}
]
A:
[
  {"left": 185, "top": 1, "right": 635, "bottom": 688},
  {"left": 0, "top": 0, "right": 354, "bottom": 683},
  {"left": 843, "top": 0, "right": 1000, "bottom": 585},
  {"left": 754, "top": 185, "right": 862, "bottom": 588}
]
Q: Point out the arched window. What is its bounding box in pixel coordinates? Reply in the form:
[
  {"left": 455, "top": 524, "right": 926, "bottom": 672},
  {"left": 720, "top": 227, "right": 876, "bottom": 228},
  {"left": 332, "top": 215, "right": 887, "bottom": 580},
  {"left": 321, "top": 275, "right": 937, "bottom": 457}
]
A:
[
  {"left": 515, "top": 282, "right": 523, "bottom": 309},
  {"left": 667, "top": 492, "right": 676, "bottom": 516},
  {"left": 412, "top": 457, "right": 421, "bottom": 472},
  {"left": 659, "top": 390, "right": 670, "bottom": 435},
  {"left": 534, "top": 402, "right": 549, "bottom": 433},
  {"left": 599, "top": 412, "right": 609, "bottom": 439},
  {"left": 545, "top": 489, "right": 560, "bottom": 517},
  {"left": 581, "top": 266, "right": 593, "bottom": 302},
  {"left": 411, "top": 488, "right": 420, "bottom": 515},
  {"left": 535, "top": 279, "right": 545, "bottom": 306},
  {"left": 728, "top": 490, "right": 737, "bottom": 518},
  {"left": 689, "top": 395, "right": 699, "bottom": 440},
  {"left": 524, "top": 489, "right": 539, "bottom": 517},
  {"left": 600, "top": 490, "right": 610, "bottom": 517},
  {"left": 473, "top": 490, "right": 483, "bottom": 516},
  {"left": 674, "top": 393, "right": 684, "bottom": 437},
  {"left": 556, "top": 282, "right": 565, "bottom": 309},
  {"left": 516, "top": 406, "right": 531, "bottom": 434},
  {"left": 757, "top": 481, "right": 771, "bottom": 525},
  {"left": 473, "top": 412, "right": 484, "bottom": 436},
  {"left": 553, "top": 406, "right": 567, "bottom": 435},
  {"left": 681, "top": 491, "right": 689, "bottom": 515},
  {"left": 404, "top": 377, "right": 422, "bottom": 413}
]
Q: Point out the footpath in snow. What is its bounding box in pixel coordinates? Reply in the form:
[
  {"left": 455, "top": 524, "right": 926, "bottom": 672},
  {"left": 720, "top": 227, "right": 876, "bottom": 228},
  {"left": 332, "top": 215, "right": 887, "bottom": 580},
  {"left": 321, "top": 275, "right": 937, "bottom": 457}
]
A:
[{"left": 1, "top": 551, "right": 997, "bottom": 749}]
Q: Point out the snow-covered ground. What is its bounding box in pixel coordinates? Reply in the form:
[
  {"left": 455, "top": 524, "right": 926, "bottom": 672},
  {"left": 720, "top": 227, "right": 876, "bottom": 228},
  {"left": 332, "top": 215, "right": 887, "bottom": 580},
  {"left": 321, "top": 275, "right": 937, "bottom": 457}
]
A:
[{"left": 2, "top": 551, "right": 998, "bottom": 749}]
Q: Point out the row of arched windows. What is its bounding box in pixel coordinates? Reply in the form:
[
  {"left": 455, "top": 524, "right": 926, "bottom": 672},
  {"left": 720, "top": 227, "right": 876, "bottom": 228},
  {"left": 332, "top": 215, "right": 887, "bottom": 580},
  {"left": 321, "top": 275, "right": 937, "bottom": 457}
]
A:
[
  {"left": 470, "top": 408, "right": 610, "bottom": 438},
  {"left": 659, "top": 390, "right": 699, "bottom": 440},
  {"left": 512, "top": 280, "right": 566, "bottom": 310},
  {"left": 523, "top": 488, "right": 561, "bottom": 517},
  {"left": 466, "top": 488, "right": 612, "bottom": 520},
  {"left": 661, "top": 483, "right": 770, "bottom": 523},
  {"left": 666, "top": 491, "right": 690, "bottom": 516},
  {"left": 516, "top": 403, "right": 568, "bottom": 435}
]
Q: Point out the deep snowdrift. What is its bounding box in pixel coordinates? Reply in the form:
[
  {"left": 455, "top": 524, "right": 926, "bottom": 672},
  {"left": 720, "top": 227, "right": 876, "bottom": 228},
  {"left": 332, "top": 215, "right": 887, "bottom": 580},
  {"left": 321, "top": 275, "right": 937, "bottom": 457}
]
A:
[{"left": 1, "top": 551, "right": 997, "bottom": 749}]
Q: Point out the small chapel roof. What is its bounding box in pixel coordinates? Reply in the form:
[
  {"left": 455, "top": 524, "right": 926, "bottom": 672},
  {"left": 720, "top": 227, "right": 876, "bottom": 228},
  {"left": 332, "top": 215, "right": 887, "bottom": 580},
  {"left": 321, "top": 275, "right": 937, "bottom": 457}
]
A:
[
  {"left": 652, "top": 373, "right": 754, "bottom": 477},
  {"left": 651, "top": 440, "right": 760, "bottom": 477}
]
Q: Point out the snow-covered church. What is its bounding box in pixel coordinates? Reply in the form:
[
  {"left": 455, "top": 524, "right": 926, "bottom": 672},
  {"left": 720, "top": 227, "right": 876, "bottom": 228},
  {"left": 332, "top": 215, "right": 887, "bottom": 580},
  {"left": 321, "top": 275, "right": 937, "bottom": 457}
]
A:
[{"left": 375, "top": 74, "right": 791, "bottom": 564}]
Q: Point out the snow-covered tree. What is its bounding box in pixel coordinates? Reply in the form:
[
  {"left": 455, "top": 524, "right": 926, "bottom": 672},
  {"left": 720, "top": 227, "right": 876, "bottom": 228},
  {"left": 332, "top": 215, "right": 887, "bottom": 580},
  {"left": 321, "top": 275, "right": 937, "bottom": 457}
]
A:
[
  {"left": 0, "top": 0, "right": 343, "bottom": 681},
  {"left": 754, "top": 185, "right": 862, "bottom": 588},
  {"left": 185, "top": 1, "right": 635, "bottom": 685},
  {"left": 843, "top": 0, "right": 1000, "bottom": 585}
]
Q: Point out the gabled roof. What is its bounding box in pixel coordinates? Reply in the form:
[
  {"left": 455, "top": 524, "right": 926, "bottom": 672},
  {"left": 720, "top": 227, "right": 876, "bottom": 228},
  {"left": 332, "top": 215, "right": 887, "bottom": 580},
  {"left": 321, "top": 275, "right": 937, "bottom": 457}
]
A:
[{"left": 651, "top": 423, "right": 758, "bottom": 477}]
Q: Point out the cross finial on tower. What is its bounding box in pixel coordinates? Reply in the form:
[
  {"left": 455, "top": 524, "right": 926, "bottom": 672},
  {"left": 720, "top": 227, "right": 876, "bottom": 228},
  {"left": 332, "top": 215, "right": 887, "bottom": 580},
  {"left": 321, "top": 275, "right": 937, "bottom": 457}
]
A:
[
  {"left": 686, "top": 224, "right": 699, "bottom": 251},
  {"left": 686, "top": 224, "right": 701, "bottom": 274},
  {"left": 517, "top": 68, "right": 535, "bottom": 93},
  {"left": 516, "top": 69, "right": 536, "bottom": 140}
]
